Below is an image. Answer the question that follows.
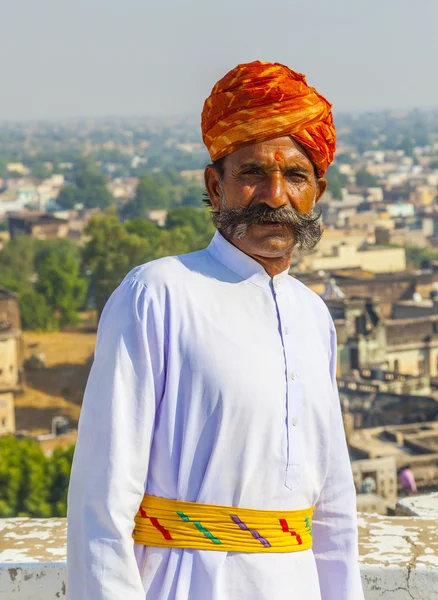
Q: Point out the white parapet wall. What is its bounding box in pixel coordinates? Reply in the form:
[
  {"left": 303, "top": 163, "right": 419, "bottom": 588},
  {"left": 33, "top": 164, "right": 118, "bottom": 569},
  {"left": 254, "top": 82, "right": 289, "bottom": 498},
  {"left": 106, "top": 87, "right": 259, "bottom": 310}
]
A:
[
  {"left": 0, "top": 519, "right": 66, "bottom": 598},
  {"left": 1, "top": 509, "right": 438, "bottom": 599},
  {"left": 396, "top": 492, "right": 438, "bottom": 518},
  {"left": 358, "top": 512, "right": 438, "bottom": 599}
]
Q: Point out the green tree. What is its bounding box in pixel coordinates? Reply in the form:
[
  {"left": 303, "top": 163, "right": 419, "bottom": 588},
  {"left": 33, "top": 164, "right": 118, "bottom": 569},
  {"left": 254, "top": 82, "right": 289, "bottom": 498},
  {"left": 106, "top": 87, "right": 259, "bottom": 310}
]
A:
[
  {"left": 0, "top": 437, "right": 75, "bottom": 518},
  {"left": 47, "top": 446, "right": 74, "bottom": 517},
  {"left": 336, "top": 152, "right": 355, "bottom": 165},
  {"left": 405, "top": 247, "right": 438, "bottom": 268},
  {"left": 83, "top": 215, "right": 152, "bottom": 316},
  {"left": 325, "top": 164, "right": 348, "bottom": 200},
  {"left": 355, "top": 168, "right": 378, "bottom": 188},
  {"left": 0, "top": 157, "right": 8, "bottom": 178},
  {"left": 31, "top": 162, "right": 51, "bottom": 180},
  {"left": 0, "top": 437, "right": 51, "bottom": 518},
  {"left": 181, "top": 183, "right": 203, "bottom": 207},
  {"left": 400, "top": 136, "right": 414, "bottom": 157},
  {"left": 20, "top": 289, "right": 57, "bottom": 331},
  {"left": 165, "top": 206, "right": 215, "bottom": 250},
  {"left": 56, "top": 184, "right": 79, "bottom": 209},
  {"left": 17, "top": 439, "right": 52, "bottom": 517},
  {"left": 125, "top": 217, "right": 161, "bottom": 244},
  {"left": 57, "top": 158, "right": 114, "bottom": 210},
  {"left": 166, "top": 206, "right": 205, "bottom": 232},
  {"left": 0, "top": 236, "right": 37, "bottom": 288},
  {"left": 122, "top": 173, "right": 170, "bottom": 218},
  {"left": 36, "top": 248, "right": 88, "bottom": 326},
  {"left": 0, "top": 436, "right": 22, "bottom": 517}
]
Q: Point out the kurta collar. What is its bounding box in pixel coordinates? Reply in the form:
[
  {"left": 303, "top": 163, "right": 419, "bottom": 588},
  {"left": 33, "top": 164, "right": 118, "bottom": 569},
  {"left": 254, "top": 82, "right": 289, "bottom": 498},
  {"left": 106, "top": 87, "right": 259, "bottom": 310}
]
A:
[{"left": 206, "top": 231, "right": 290, "bottom": 290}]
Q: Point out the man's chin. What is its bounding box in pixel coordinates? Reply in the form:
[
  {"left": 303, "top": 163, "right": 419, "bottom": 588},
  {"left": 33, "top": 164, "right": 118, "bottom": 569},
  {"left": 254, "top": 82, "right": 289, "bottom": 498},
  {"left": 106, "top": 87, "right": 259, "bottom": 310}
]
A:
[{"left": 242, "top": 229, "right": 296, "bottom": 253}]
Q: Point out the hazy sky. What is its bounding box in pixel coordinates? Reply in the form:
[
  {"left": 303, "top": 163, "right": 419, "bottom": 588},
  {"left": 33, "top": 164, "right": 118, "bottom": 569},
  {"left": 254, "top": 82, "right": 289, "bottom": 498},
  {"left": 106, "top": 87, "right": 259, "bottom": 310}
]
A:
[{"left": 1, "top": 0, "right": 438, "bottom": 121}]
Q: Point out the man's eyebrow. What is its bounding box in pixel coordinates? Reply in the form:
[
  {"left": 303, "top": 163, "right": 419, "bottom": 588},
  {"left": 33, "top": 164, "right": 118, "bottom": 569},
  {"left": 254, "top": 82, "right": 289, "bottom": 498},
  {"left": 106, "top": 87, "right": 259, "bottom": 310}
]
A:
[
  {"left": 235, "top": 161, "right": 311, "bottom": 175},
  {"left": 235, "top": 160, "right": 265, "bottom": 170},
  {"left": 282, "top": 166, "right": 312, "bottom": 175}
]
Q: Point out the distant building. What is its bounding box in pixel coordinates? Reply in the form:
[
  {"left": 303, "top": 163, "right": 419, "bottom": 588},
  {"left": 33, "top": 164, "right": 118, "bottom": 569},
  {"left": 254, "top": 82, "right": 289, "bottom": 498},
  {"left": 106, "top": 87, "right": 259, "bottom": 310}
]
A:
[
  {"left": 6, "top": 163, "right": 30, "bottom": 176},
  {"left": 374, "top": 226, "right": 427, "bottom": 248},
  {"left": 365, "top": 187, "right": 384, "bottom": 202},
  {"left": 352, "top": 456, "right": 397, "bottom": 513},
  {"left": 8, "top": 212, "right": 69, "bottom": 240},
  {"left": 36, "top": 174, "right": 65, "bottom": 209},
  {"left": 349, "top": 422, "right": 438, "bottom": 492},
  {"left": 297, "top": 269, "right": 438, "bottom": 318},
  {"left": 147, "top": 210, "right": 167, "bottom": 227},
  {"left": 0, "top": 287, "right": 24, "bottom": 435},
  {"left": 324, "top": 292, "right": 438, "bottom": 379},
  {"left": 37, "top": 417, "right": 77, "bottom": 457},
  {"left": 107, "top": 177, "right": 139, "bottom": 203},
  {"left": 297, "top": 244, "right": 406, "bottom": 274},
  {"left": 385, "top": 203, "right": 415, "bottom": 218},
  {"left": 414, "top": 185, "right": 436, "bottom": 206}
]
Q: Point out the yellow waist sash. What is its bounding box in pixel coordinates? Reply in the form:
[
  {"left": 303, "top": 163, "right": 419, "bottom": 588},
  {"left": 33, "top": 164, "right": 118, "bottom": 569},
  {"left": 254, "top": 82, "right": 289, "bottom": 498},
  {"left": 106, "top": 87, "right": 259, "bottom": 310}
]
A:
[{"left": 133, "top": 495, "right": 313, "bottom": 553}]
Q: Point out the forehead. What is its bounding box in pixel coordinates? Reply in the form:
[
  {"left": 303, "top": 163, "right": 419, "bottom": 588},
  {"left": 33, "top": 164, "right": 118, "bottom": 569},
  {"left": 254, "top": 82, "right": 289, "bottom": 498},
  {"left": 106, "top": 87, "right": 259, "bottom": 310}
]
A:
[{"left": 226, "top": 136, "right": 313, "bottom": 169}]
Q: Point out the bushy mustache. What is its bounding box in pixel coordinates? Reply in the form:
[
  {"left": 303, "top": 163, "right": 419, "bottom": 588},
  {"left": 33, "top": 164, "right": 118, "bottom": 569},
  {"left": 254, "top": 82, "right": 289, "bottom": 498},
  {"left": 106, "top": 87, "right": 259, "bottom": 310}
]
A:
[{"left": 211, "top": 202, "right": 323, "bottom": 251}]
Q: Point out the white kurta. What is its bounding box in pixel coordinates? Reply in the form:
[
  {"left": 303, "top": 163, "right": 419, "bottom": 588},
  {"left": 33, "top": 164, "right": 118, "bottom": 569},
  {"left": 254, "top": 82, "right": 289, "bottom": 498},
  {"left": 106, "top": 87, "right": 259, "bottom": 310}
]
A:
[{"left": 67, "top": 231, "right": 364, "bottom": 600}]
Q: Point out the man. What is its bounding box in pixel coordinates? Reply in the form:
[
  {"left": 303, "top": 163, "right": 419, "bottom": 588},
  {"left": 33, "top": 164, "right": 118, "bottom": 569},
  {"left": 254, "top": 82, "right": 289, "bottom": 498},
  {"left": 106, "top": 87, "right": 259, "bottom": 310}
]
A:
[
  {"left": 67, "top": 61, "right": 364, "bottom": 600},
  {"left": 399, "top": 465, "right": 417, "bottom": 496}
]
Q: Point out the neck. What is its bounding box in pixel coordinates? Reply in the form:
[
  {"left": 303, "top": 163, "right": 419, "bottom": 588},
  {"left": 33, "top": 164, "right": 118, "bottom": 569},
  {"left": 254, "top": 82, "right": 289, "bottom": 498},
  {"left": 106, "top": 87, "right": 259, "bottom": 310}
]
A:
[{"left": 248, "top": 252, "right": 293, "bottom": 277}]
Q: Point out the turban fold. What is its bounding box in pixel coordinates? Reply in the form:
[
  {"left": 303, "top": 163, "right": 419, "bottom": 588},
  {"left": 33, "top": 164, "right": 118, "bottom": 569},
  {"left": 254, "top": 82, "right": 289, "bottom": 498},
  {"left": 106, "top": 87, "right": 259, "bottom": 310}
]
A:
[{"left": 201, "top": 61, "right": 336, "bottom": 177}]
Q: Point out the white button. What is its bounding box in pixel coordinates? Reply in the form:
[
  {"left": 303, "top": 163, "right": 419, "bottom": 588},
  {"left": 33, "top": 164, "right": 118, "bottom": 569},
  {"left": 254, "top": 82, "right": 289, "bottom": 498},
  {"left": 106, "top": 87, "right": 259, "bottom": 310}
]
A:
[
  {"left": 292, "top": 417, "right": 299, "bottom": 426},
  {"left": 284, "top": 327, "right": 290, "bottom": 335},
  {"left": 274, "top": 280, "right": 280, "bottom": 290},
  {"left": 289, "top": 372, "right": 297, "bottom": 381}
]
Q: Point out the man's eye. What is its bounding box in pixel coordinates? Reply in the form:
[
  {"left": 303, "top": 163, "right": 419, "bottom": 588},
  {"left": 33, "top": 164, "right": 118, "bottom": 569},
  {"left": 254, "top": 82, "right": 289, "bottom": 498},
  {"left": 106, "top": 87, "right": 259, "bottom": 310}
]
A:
[
  {"left": 286, "top": 172, "right": 306, "bottom": 181},
  {"left": 241, "top": 169, "right": 262, "bottom": 176}
]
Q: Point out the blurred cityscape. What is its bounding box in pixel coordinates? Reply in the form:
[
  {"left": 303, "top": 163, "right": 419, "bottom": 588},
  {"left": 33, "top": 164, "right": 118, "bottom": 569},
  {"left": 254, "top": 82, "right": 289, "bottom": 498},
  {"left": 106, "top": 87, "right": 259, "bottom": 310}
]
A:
[{"left": 1, "top": 109, "right": 438, "bottom": 518}]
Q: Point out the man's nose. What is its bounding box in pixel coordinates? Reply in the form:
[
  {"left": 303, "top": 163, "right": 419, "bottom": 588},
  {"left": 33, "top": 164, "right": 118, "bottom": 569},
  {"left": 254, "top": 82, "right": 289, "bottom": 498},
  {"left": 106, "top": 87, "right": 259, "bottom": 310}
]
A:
[{"left": 262, "top": 173, "right": 290, "bottom": 209}]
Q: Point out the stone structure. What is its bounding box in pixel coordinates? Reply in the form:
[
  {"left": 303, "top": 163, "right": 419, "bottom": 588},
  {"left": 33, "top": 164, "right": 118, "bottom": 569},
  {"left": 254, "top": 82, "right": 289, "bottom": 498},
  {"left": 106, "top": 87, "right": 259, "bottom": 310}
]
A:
[
  {"left": 297, "top": 244, "right": 406, "bottom": 274},
  {"left": 0, "top": 287, "right": 23, "bottom": 434},
  {"left": 374, "top": 226, "right": 428, "bottom": 249},
  {"left": 352, "top": 456, "right": 398, "bottom": 507},
  {"left": 8, "top": 212, "right": 69, "bottom": 240},
  {"left": 356, "top": 492, "right": 390, "bottom": 515},
  {"left": 297, "top": 269, "right": 438, "bottom": 318},
  {"left": 326, "top": 296, "right": 386, "bottom": 375},
  {"left": 325, "top": 293, "right": 438, "bottom": 380},
  {"left": 393, "top": 296, "right": 438, "bottom": 320},
  {"left": 396, "top": 492, "right": 438, "bottom": 517},
  {"left": 349, "top": 422, "right": 438, "bottom": 492},
  {"left": 0, "top": 393, "right": 15, "bottom": 436},
  {"left": 339, "top": 383, "right": 438, "bottom": 428}
]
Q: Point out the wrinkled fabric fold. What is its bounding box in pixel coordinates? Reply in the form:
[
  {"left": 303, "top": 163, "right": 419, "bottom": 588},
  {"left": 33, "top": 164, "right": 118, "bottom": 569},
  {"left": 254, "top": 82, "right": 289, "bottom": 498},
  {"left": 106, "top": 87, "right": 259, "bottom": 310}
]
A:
[{"left": 201, "top": 60, "right": 336, "bottom": 176}]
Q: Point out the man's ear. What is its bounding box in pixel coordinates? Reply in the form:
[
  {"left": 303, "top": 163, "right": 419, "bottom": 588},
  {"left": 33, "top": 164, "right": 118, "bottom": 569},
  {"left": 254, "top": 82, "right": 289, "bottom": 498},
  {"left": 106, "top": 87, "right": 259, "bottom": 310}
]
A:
[
  {"left": 315, "top": 178, "right": 327, "bottom": 204},
  {"left": 204, "top": 165, "right": 223, "bottom": 211}
]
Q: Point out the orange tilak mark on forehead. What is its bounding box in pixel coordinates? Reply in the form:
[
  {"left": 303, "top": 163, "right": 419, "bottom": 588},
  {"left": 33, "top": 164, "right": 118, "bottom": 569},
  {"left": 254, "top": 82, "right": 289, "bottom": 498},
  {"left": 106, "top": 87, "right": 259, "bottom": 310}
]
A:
[{"left": 274, "top": 151, "right": 284, "bottom": 162}]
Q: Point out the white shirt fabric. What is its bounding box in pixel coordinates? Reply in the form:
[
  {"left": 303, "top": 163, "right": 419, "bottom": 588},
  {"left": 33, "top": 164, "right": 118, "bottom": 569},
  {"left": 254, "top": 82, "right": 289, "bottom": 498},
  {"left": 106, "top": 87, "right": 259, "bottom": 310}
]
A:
[{"left": 67, "top": 231, "right": 364, "bottom": 600}]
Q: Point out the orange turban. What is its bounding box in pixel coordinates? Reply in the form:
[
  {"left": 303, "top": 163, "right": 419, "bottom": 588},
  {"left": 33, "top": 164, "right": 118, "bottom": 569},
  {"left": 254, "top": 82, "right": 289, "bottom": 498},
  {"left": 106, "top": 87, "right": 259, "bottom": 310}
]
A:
[{"left": 201, "top": 61, "right": 336, "bottom": 177}]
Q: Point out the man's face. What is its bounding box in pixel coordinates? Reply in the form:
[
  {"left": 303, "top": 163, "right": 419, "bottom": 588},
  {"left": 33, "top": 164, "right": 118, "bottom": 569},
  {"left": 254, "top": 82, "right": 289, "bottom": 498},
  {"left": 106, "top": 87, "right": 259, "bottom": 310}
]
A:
[{"left": 205, "top": 136, "right": 327, "bottom": 260}]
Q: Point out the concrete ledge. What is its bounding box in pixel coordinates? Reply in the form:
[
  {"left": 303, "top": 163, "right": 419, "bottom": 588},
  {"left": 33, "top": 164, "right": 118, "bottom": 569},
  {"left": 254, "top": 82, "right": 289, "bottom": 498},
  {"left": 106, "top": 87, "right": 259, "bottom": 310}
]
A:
[
  {"left": 1, "top": 514, "right": 438, "bottom": 599},
  {"left": 396, "top": 492, "right": 438, "bottom": 518},
  {"left": 358, "top": 513, "right": 438, "bottom": 599},
  {"left": 0, "top": 519, "right": 66, "bottom": 599}
]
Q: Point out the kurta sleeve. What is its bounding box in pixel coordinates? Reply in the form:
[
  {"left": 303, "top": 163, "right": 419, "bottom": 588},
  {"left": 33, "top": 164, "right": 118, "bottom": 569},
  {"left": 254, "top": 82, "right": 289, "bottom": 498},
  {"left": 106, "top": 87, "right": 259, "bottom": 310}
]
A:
[
  {"left": 312, "top": 317, "right": 364, "bottom": 600},
  {"left": 67, "top": 276, "right": 165, "bottom": 600}
]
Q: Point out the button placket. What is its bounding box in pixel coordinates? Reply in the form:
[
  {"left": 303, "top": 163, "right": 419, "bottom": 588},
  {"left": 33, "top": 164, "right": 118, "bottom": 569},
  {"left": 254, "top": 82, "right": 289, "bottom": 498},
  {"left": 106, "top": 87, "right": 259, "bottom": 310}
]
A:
[{"left": 272, "top": 282, "right": 303, "bottom": 489}]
